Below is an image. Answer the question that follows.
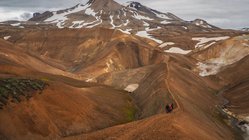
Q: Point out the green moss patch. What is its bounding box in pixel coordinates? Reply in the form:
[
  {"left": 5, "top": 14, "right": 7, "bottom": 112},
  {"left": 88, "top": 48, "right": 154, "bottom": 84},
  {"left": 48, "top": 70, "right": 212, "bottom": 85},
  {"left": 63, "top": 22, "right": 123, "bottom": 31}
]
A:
[
  {"left": 123, "top": 101, "right": 137, "bottom": 122},
  {"left": 0, "top": 78, "right": 47, "bottom": 109}
]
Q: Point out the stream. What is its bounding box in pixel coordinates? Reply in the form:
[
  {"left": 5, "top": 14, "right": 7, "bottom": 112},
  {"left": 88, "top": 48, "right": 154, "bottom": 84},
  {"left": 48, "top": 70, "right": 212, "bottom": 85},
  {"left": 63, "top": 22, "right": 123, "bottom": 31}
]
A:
[{"left": 217, "top": 88, "right": 249, "bottom": 140}]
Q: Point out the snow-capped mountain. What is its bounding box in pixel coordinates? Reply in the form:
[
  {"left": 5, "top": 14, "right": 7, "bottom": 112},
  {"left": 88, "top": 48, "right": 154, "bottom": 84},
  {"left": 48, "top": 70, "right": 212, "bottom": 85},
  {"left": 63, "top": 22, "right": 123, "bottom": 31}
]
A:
[
  {"left": 29, "top": 0, "right": 218, "bottom": 43},
  {"left": 242, "top": 28, "right": 249, "bottom": 31}
]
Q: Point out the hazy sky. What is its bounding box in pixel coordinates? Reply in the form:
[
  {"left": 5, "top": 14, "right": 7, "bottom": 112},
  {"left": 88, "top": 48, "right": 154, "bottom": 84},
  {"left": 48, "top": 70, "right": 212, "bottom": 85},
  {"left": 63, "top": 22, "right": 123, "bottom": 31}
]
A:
[{"left": 0, "top": 0, "right": 248, "bottom": 29}]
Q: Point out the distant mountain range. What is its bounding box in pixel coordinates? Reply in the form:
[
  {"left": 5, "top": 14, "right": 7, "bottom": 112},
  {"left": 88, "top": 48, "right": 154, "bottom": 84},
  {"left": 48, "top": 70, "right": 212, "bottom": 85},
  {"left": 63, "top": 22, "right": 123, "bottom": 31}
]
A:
[{"left": 242, "top": 28, "right": 249, "bottom": 31}]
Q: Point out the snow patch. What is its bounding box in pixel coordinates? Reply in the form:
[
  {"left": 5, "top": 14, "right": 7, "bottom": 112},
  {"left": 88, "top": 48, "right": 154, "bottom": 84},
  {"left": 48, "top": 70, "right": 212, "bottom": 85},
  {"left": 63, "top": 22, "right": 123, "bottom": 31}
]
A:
[
  {"left": 123, "top": 19, "right": 130, "bottom": 26},
  {"left": 136, "top": 27, "right": 163, "bottom": 44},
  {"left": 194, "top": 20, "right": 212, "bottom": 28},
  {"left": 118, "top": 29, "right": 132, "bottom": 34},
  {"left": 69, "top": 21, "right": 85, "bottom": 28},
  {"left": 83, "top": 15, "right": 102, "bottom": 28},
  {"left": 10, "top": 23, "right": 21, "bottom": 26},
  {"left": 202, "top": 42, "right": 216, "bottom": 49},
  {"left": 124, "top": 84, "right": 139, "bottom": 92},
  {"left": 159, "top": 42, "right": 175, "bottom": 48},
  {"left": 109, "top": 15, "right": 122, "bottom": 29},
  {"left": 85, "top": 8, "right": 97, "bottom": 16},
  {"left": 151, "top": 10, "right": 171, "bottom": 20},
  {"left": 161, "top": 20, "right": 171, "bottom": 24},
  {"left": 195, "top": 20, "right": 203, "bottom": 26},
  {"left": 3, "top": 36, "right": 11, "bottom": 40},
  {"left": 192, "top": 36, "right": 230, "bottom": 49},
  {"left": 45, "top": 3, "right": 91, "bottom": 28},
  {"left": 165, "top": 47, "right": 191, "bottom": 54},
  {"left": 143, "top": 21, "right": 149, "bottom": 27},
  {"left": 182, "top": 26, "right": 188, "bottom": 30},
  {"left": 85, "top": 19, "right": 102, "bottom": 28},
  {"left": 56, "top": 22, "right": 65, "bottom": 28},
  {"left": 122, "top": 8, "right": 127, "bottom": 17},
  {"left": 132, "top": 12, "right": 153, "bottom": 21},
  {"left": 110, "top": 15, "right": 115, "bottom": 29}
]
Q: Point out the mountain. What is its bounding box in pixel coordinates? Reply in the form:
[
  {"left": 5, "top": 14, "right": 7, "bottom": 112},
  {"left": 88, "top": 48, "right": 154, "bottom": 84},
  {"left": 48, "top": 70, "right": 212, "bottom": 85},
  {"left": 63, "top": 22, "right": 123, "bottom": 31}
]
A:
[
  {"left": 242, "top": 28, "right": 249, "bottom": 31},
  {"left": 0, "top": 26, "right": 248, "bottom": 140},
  {"left": 0, "top": 27, "right": 245, "bottom": 140},
  {"left": 0, "top": 0, "right": 249, "bottom": 139},
  {"left": 28, "top": 0, "right": 220, "bottom": 43}
]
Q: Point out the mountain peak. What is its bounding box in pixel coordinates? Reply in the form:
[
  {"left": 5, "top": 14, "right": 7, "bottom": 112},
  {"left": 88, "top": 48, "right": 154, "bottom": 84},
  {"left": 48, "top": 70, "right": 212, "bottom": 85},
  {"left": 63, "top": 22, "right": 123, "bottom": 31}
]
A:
[
  {"left": 87, "top": 0, "right": 122, "bottom": 10},
  {"left": 86, "top": 0, "right": 117, "bottom": 5},
  {"left": 125, "top": 1, "right": 143, "bottom": 8},
  {"left": 191, "top": 18, "right": 218, "bottom": 29},
  {"left": 242, "top": 28, "right": 249, "bottom": 31}
]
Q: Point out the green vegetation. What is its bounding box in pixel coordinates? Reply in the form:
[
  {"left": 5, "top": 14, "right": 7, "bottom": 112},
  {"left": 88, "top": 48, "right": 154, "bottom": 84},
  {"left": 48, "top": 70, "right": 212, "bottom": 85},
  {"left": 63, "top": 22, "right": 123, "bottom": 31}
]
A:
[
  {"left": 124, "top": 104, "right": 137, "bottom": 122},
  {"left": 0, "top": 78, "right": 47, "bottom": 109},
  {"left": 40, "top": 77, "right": 50, "bottom": 82}
]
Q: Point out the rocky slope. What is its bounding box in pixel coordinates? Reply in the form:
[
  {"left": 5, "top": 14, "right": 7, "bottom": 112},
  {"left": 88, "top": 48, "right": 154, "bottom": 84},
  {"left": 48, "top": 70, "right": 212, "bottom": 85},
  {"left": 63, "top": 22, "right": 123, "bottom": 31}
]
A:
[{"left": 0, "top": 0, "right": 248, "bottom": 139}]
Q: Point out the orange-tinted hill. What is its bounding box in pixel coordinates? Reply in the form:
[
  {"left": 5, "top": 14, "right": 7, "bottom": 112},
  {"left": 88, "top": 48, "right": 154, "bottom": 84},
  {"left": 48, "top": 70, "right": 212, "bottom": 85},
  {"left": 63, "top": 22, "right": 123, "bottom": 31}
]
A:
[{"left": 0, "top": 27, "right": 248, "bottom": 139}]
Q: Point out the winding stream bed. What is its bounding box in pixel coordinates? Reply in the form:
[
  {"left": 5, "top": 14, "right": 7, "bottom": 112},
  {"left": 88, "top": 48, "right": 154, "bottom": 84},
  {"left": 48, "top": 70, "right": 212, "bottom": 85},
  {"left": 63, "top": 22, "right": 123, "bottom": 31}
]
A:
[{"left": 217, "top": 88, "right": 249, "bottom": 140}]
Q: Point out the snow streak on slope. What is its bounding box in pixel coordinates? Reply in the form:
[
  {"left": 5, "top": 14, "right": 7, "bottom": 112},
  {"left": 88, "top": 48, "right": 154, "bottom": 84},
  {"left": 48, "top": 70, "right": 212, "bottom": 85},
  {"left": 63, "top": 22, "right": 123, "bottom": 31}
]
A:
[
  {"left": 26, "top": 0, "right": 218, "bottom": 46},
  {"left": 69, "top": 21, "right": 85, "bottom": 28},
  {"left": 45, "top": 3, "right": 91, "bottom": 28},
  {"left": 132, "top": 12, "right": 153, "bottom": 21},
  {"left": 159, "top": 42, "right": 175, "bottom": 48},
  {"left": 150, "top": 10, "right": 171, "bottom": 20},
  {"left": 161, "top": 20, "right": 171, "bottom": 24},
  {"left": 110, "top": 15, "right": 121, "bottom": 29},
  {"left": 165, "top": 47, "right": 191, "bottom": 54},
  {"left": 136, "top": 27, "right": 163, "bottom": 43},
  {"left": 10, "top": 23, "right": 21, "bottom": 26},
  {"left": 192, "top": 36, "right": 230, "bottom": 49},
  {"left": 85, "top": 8, "right": 97, "bottom": 16},
  {"left": 3, "top": 36, "right": 11, "bottom": 40},
  {"left": 118, "top": 29, "right": 132, "bottom": 34},
  {"left": 124, "top": 84, "right": 139, "bottom": 92}
]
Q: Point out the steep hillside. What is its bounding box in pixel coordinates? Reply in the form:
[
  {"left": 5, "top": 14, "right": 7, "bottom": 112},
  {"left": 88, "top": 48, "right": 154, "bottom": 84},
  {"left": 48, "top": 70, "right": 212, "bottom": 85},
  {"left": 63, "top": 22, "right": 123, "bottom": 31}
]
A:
[{"left": 0, "top": 27, "right": 245, "bottom": 139}]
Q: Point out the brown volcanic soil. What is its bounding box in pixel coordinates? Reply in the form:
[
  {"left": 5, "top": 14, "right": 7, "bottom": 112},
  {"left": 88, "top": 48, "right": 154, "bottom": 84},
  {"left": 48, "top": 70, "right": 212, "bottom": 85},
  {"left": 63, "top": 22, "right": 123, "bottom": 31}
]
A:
[
  {"left": 0, "top": 28, "right": 161, "bottom": 77},
  {"left": 0, "top": 39, "right": 79, "bottom": 79},
  {"left": 0, "top": 28, "right": 247, "bottom": 139},
  {"left": 224, "top": 79, "right": 249, "bottom": 115},
  {"left": 96, "top": 63, "right": 174, "bottom": 118},
  {"left": 67, "top": 112, "right": 232, "bottom": 140},
  {"left": 0, "top": 78, "right": 137, "bottom": 139},
  {"left": 217, "top": 55, "right": 249, "bottom": 116},
  {"left": 64, "top": 54, "right": 236, "bottom": 140},
  {"left": 191, "top": 35, "right": 249, "bottom": 117}
]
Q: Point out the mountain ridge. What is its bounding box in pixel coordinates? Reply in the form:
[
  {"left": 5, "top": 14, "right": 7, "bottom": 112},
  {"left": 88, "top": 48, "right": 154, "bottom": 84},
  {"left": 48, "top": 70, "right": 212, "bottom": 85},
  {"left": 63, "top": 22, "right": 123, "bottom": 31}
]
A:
[{"left": 28, "top": 0, "right": 220, "bottom": 44}]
